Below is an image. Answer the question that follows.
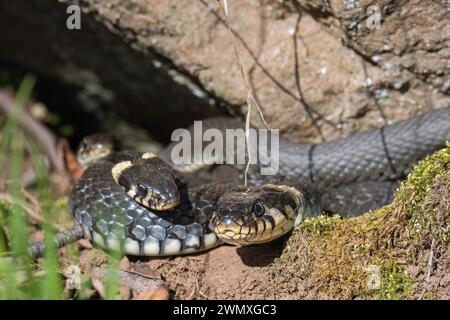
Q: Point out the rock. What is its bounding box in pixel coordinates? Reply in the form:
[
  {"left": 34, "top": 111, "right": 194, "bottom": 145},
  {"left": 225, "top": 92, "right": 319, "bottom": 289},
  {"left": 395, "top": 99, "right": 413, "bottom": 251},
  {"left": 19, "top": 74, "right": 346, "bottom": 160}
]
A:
[{"left": 0, "top": 0, "right": 448, "bottom": 143}]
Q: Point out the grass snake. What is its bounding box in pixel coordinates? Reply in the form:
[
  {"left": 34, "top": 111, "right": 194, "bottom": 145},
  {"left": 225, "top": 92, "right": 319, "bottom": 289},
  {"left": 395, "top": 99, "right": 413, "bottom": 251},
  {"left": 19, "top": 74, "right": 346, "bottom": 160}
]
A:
[{"left": 29, "top": 107, "right": 450, "bottom": 258}]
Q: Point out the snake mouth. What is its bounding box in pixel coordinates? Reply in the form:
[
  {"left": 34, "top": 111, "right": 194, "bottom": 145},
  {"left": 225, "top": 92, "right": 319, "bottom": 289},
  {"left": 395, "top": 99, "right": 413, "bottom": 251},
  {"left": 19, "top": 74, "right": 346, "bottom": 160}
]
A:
[
  {"left": 212, "top": 208, "right": 296, "bottom": 245},
  {"left": 77, "top": 149, "right": 111, "bottom": 169},
  {"left": 159, "top": 200, "right": 179, "bottom": 210},
  {"left": 143, "top": 190, "right": 180, "bottom": 211},
  {"left": 212, "top": 215, "right": 261, "bottom": 245}
]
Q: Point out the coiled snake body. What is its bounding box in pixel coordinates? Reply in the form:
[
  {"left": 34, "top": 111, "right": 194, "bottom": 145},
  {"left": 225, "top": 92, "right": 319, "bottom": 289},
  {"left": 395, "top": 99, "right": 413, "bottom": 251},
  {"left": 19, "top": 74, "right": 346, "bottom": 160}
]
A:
[
  {"left": 162, "top": 107, "right": 450, "bottom": 215},
  {"left": 32, "top": 107, "right": 450, "bottom": 258},
  {"left": 69, "top": 149, "right": 308, "bottom": 255}
]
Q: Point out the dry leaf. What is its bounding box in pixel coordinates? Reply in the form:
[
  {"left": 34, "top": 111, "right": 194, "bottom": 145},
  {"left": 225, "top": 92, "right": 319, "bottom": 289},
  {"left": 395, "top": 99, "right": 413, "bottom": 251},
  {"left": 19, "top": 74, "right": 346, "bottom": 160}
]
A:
[
  {"left": 60, "top": 139, "right": 83, "bottom": 181},
  {"left": 92, "top": 266, "right": 167, "bottom": 298},
  {"left": 119, "top": 256, "right": 130, "bottom": 270},
  {"left": 77, "top": 238, "right": 93, "bottom": 250},
  {"left": 127, "top": 262, "right": 162, "bottom": 280},
  {"left": 133, "top": 287, "right": 169, "bottom": 300}
]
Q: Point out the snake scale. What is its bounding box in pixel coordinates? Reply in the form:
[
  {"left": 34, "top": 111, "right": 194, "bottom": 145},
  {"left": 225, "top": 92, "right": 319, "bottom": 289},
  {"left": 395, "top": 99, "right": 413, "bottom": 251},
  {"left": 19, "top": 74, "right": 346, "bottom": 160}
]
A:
[
  {"left": 29, "top": 107, "right": 450, "bottom": 258},
  {"left": 161, "top": 107, "right": 450, "bottom": 215}
]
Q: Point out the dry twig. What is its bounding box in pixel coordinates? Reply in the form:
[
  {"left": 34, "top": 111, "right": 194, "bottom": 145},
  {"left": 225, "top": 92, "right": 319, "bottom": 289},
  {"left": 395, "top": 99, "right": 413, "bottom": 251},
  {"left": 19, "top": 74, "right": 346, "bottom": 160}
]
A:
[
  {"left": 217, "top": 0, "right": 272, "bottom": 186},
  {"left": 426, "top": 238, "right": 435, "bottom": 282},
  {"left": 0, "top": 90, "right": 68, "bottom": 177}
]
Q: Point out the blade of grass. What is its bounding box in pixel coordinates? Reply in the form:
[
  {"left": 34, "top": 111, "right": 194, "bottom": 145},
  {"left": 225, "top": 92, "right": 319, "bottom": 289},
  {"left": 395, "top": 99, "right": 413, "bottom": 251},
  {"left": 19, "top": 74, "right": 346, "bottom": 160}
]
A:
[
  {"left": 104, "top": 253, "right": 122, "bottom": 300},
  {"left": 11, "top": 77, "right": 36, "bottom": 299},
  {"left": 1, "top": 76, "right": 36, "bottom": 298},
  {"left": 102, "top": 217, "right": 125, "bottom": 299},
  {"left": 0, "top": 75, "right": 35, "bottom": 170},
  {"left": 0, "top": 75, "right": 48, "bottom": 299},
  {"left": 29, "top": 138, "right": 62, "bottom": 299}
]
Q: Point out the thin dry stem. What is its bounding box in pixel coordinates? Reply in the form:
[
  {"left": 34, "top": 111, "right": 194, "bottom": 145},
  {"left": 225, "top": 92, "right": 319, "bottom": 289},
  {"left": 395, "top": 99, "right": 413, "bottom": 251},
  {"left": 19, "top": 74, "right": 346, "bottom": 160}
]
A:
[
  {"left": 426, "top": 238, "right": 435, "bottom": 282},
  {"left": 217, "top": 0, "right": 271, "bottom": 186},
  {"left": 0, "top": 180, "right": 63, "bottom": 231}
]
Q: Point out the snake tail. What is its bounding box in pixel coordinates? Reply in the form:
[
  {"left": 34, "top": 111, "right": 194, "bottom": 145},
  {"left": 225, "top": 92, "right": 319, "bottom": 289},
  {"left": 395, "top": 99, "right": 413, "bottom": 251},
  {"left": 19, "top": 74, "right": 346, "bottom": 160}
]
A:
[{"left": 28, "top": 224, "right": 85, "bottom": 259}]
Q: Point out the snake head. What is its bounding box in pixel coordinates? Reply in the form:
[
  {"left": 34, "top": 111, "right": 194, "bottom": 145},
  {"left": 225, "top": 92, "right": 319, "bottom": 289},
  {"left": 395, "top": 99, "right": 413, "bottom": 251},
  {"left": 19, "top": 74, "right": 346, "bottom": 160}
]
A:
[
  {"left": 212, "top": 184, "right": 304, "bottom": 245},
  {"left": 76, "top": 134, "right": 120, "bottom": 168},
  {"left": 112, "top": 154, "right": 181, "bottom": 211}
]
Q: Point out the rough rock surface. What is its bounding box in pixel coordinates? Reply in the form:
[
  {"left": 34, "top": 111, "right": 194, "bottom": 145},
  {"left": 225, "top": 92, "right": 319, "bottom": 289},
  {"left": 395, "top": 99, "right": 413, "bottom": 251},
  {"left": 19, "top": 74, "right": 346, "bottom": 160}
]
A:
[
  {"left": 1, "top": 0, "right": 448, "bottom": 143},
  {"left": 72, "top": 0, "right": 450, "bottom": 141}
]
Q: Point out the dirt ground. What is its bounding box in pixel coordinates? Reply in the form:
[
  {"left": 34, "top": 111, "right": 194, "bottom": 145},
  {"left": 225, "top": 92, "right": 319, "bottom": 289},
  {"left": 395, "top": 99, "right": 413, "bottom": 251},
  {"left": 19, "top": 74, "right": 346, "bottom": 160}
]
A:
[{"left": 131, "top": 238, "right": 287, "bottom": 300}]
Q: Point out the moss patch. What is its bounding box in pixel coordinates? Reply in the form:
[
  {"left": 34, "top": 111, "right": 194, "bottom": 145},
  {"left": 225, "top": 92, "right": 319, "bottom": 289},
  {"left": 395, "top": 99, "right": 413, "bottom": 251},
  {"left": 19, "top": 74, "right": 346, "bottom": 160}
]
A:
[{"left": 261, "top": 144, "right": 450, "bottom": 299}]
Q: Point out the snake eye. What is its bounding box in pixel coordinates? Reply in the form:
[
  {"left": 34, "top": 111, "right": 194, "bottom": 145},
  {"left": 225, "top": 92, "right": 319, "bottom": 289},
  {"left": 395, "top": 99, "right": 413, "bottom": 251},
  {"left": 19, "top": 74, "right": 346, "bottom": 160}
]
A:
[
  {"left": 137, "top": 183, "right": 148, "bottom": 197},
  {"left": 252, "top": 202, "right": 265, "bottom": 216}
]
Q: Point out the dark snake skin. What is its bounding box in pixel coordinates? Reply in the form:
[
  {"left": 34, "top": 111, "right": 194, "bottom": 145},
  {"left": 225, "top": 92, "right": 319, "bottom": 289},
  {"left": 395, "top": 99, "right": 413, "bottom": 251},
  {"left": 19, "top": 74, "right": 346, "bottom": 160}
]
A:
[
  {"left": 68, "top": 159, "right": 233, "bottom": 256},
  {"left": 161, "top": 107, "right": 450, "bottom": 215}
]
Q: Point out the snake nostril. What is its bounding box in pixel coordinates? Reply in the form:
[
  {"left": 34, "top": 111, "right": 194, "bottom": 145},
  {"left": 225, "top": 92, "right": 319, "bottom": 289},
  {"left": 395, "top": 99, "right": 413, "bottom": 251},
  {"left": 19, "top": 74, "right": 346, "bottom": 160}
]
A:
[
  {"left": 222, "top": 217, "right": 235, "bottom": 227},
  {"left": 160, "top": 192, "right": 170, "bottom": 202}
]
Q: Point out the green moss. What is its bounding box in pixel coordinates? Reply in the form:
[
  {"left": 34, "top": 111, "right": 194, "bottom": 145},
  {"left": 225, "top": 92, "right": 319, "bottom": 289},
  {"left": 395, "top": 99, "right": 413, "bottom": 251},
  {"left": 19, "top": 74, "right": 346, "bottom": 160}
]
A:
[
  {"left": 402, "top": 147, "right": 450, "bottom": 242},
  {"left": 375, "top": 263, "right": 414, "bottom": 300},
  {"left": 263, "top": 145, "right": 450, "bottom": 299},
  {"left": 404, "top": 143, "right": 450, "bottom": 195},
  {"left": 301, "top": 215, "right": 341, "bottom": 236}
]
